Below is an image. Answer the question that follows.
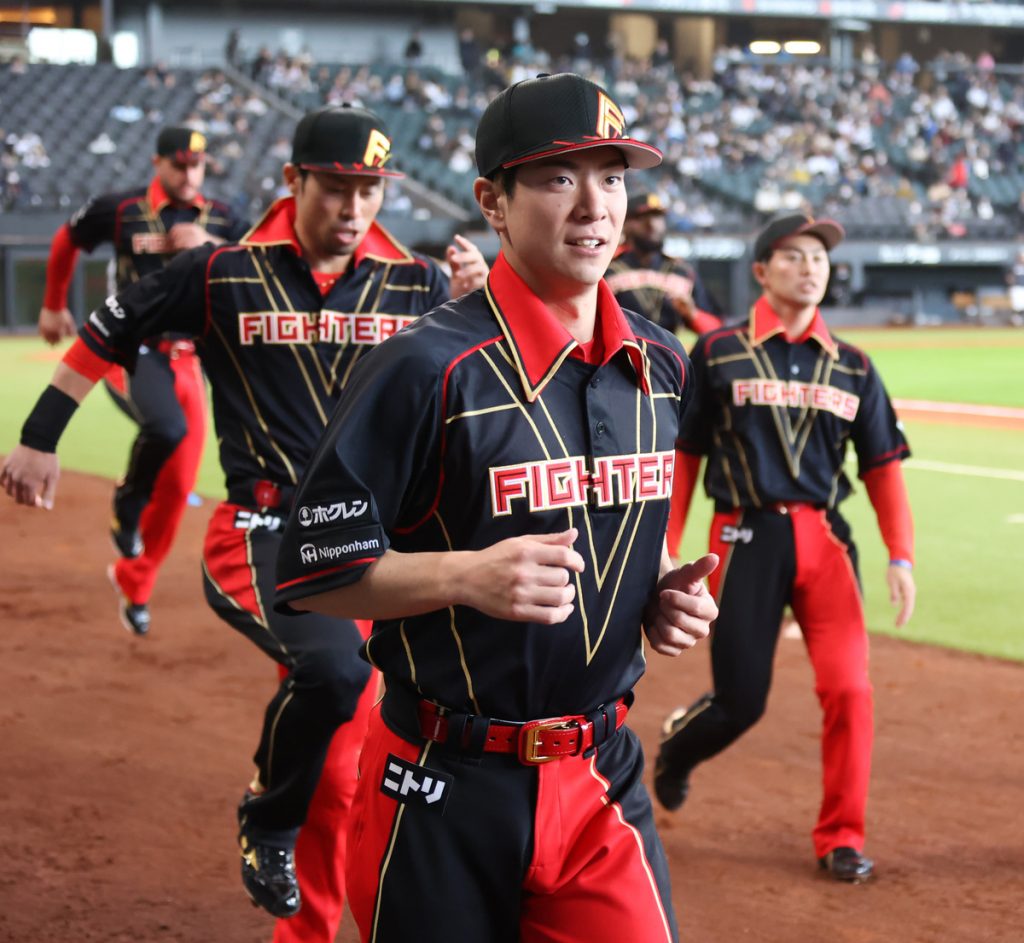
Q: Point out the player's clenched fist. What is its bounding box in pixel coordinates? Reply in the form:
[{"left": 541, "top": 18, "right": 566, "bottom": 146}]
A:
[
  {"left": 644, "top": 553, "right": 719, "bottom": 655},
  {"left": 38, "top": 306, "right": 77, "bottom": 346},
  {"left": 0, "top": 445, "right": 60, "bottom": 510},
  {"left": 455, "top": 528, "right": 585, "bottom": 624}
]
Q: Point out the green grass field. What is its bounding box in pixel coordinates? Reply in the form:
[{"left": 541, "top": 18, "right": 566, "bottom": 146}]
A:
[{"left": 3, "top": 331, "right": 1023, "bottom": 661}]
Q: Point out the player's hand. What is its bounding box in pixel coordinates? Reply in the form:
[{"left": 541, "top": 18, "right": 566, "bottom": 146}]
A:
[
  {"left": 38, "top": 306, "right": 76, "bottom": 346},
  {"left": 456, "top": 528, "right": 585, "bottom": 624},
  {"left": 644, "top": 553, "right": 719, "bottom": 655},
  {"left": 0, "top": 445, "right": 60, "bottom": 510},
  {"left": 887, "top": 564, "right": 916, "bottom": 627},
  {"left": 669, "top": 292, "right": 697, "bottom": 329},
  {"left": 446, "top": 234, "right": 488, "bottom": 298},
  {"left": 166, "top": 223, "right": 216, "bottom": 251}
]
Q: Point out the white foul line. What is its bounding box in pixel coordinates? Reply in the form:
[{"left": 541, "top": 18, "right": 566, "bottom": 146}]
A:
[
  {"left": 893, "top": 399, "right": 1024, "bottom": 421},
  {"left": 904, "top": 458, "right": 1024, "bottom": 483}
]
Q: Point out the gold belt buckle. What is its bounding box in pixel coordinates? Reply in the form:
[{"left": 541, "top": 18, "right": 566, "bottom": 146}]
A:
[{"left": 518, "top": 718, "right": 579, "bottom": 765}]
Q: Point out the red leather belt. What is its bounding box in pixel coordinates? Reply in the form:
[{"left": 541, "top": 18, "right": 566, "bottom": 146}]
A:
[
  {"left": 156, "top": 339, "right": 196, "bottom": 358},
  {"left": 417, "top": 698, "right": 629, "bottom": 765}
]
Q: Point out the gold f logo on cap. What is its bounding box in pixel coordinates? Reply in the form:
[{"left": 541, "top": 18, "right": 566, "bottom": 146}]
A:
[
  {"left": 595, "top": 93, "right": 625, "bottom": 140},
  {"left": 363, "top": 129, "right": 393, "bottom": 168},
  {"left": 189, "top": 131, "right": 207, "bottom": 153}
]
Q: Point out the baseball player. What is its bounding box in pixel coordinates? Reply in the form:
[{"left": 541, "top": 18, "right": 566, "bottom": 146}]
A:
[
  {"left": 605, "top": 192, "right": 722, "bottom": 339},
  {"left": 653, "top": 212, "right": 917, "bottom": 883},
  {"left": 37, "top": 126, "right": 247, "bottom": 635},
  {"left": 274, "top": 73, "right": 719, "bottom": 942},
  {"left": 2, "top": 106, "right": 487, "bottom": 940}
]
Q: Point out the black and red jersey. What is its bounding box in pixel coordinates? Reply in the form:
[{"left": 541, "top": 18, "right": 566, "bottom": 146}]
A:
[
  {"left": 680, "top": 296, "right": 909, "bottom": 509},
  {"left": 67, "top": 175, "right": 246, "bottom": 288},
  {"left": 275, "top": 253, "right": 694, "bottom": 720},
  {"left": 75, "top": 197, "right": 450, "bottom": 498}
]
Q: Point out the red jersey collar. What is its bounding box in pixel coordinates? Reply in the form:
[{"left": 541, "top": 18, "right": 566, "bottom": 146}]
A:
[
  {"left": 239, "top": 196, "right": 414, "bottom": 265},
  {"left": 146, "top": 175, "right": 205, "bottom": 213},
  {"left": 749, "top": 295, "right": 838, "bottom": 358},
  {"left": 484, "top": 251, "right": 650, "bottom": 402}
]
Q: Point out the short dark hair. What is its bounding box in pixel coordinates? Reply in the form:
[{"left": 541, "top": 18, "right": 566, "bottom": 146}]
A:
[{"left": 493, "top": 166, "right": 518, "bottom": 198}]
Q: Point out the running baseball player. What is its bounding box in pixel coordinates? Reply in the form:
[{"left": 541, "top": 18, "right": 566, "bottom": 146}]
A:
[
  {"left": 274, "top": 73, "right": 719, "bottom": 942},
  {"left": 37, "top": 126, "right": 247, "bottom": 635},
  {"left": 2, "top": 106, "right": 486, "bottom": 940},
  {"left": 653, "top": 212, "right": 916, "bottom": 883},
  {"left": 605, "top": 192, "right": 722, "bottom": 338}
]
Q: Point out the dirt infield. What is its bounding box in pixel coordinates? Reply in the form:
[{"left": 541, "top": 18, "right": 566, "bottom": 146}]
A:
[{"left": 1, "top": 470, "right": 1020, "bottom": 943}]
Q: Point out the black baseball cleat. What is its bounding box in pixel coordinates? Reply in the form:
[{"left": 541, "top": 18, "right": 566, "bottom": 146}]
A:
[
  {"left": 818, "top": 847, "right": 875, "bottom": 883},
  {"left": 107, "top": 565, "right": 150, "bottom": 636},
  {"left": 653, "top": 751, "right": 691, "bottom": 812},
  {"left": 110, "top": 518, "right": 144, "bottom": 559},
  {"left": 652, "top": 695, "right": 711, "bottom": 812},
  {"left": 237, "top": 803, "right": 301, "bottom": 918}
]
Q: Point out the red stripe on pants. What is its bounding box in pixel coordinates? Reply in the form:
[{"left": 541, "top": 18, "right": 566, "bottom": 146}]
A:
[
  {"left": 273, "top": 620, "right": 377, "bottom": 943},
  {"left": 202, "top": 503, "right": 263, "bottom": 620},
  {"left": 113, "top": 354, "right": 207, "bottom": 603},
  {"left": 791, "top": 509, "right": 873, "bottom": 857},
  {"left": 519, "top": 754, "right": 674, "bottom": 943}
]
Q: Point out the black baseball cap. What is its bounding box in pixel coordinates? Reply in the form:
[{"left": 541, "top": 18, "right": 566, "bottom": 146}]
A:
[
  {"left": 626, "top": 192, "right": 667, "bottom": 219},
  {"left": 475, "top": 73, "right": 662, "bottom": 179},
  {"left": 291, "top": 105, "right": 405, "bottom": 178},
  {"left": 753, "top": 213, "right": 845, "bottom": 261},
  {"left": 155, "top": 127, "right": 207, "bottom": 165}
]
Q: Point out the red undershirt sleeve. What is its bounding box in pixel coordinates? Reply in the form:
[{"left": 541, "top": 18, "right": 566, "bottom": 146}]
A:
[
  {"left": 862, "top": 460, "right": 914, "bottom": 564},
  {"left": 62, "top": 337, "right": 116, "bottom": 383},
  {"left": 43, "top": 224, "right": 81, "bottom": 311},
  {"left": 667, "top": 450, "right": 701, "bottom": 559}
]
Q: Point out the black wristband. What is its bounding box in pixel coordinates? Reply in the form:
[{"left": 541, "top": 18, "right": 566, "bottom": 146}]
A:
[{"left": 20, "top": 385, "right": 79, "bottom": 453}]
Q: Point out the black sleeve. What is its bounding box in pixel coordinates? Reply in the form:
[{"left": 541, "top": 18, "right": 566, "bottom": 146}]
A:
[
  {"left": 275, "top": 326, "right": 444, "bottom": 609},
  {"left": 79, "top": 243, "right": 215, "bottom": 371},
  {"left": 424, "top": 255, "right": 452, "bottom": 306},
  {"left": 677, "top": 333, "right": 712, "bottom": 455},
  {"left": 851, "top": 354, "right": 911, "bottom": 474},
  {"left": 66, "top": 191, "right": 122, "bottom": 252}
]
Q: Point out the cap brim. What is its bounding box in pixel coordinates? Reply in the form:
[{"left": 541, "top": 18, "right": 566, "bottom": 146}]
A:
[
  {"left": 792, "top": 219, "right": 844, "bottom": 251},
  {"left": 502, "top": 138, "right": 663, "bottom": 172},
  {"left": 299, "top": 162, "right": 405, "bottom": 179},
  {"left": 161, "top": 151, "right": 205, "bottom": 165}
]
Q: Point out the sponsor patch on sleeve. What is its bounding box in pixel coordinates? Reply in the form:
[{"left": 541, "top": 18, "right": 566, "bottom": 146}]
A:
[{"left": 297, "top": 523, "right": 386, "bottom": 568}]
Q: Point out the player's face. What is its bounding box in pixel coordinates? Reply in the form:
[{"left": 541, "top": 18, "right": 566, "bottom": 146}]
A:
[
  {"left": 625, "top": 211, "right": 666, "bottom": 250},
  {"left": 487, "top": 147, "right": 627, "bottom": 298},
  {"left": 289, "top": 168, "right": 385, "bottom": 261},
  {"left": 155, "top": 156, "right": 205, "bottom": 204},
  {"left": 754, "top": 234, "right": 831, "bottom": 313}
]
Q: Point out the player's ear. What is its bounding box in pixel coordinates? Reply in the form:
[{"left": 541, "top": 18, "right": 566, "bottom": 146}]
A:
[
  {"left": 282, "top": 163, "right": 301, "bottom": 197},
  {"left": 474, "top": 176, "right": 506, "bottom": 235},
  {"left": 751, "top": 260, "right": 768, "bottom": 287}
]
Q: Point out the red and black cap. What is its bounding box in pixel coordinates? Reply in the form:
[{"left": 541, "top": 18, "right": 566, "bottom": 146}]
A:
[
  {"left": 155, "top": 126, "right": 207, "bottom": 165},
  {"left": 753, "top": 213, "right": 845, "bottom": 261},
  {"left": 475, "top": 72, "right": 662, "bottom": 179},
  {"left": 626, "top": 192, "right": 667, "bottom": 219},
  {"left": 291, "top": 105, "right": 404, "bottom": 178}
]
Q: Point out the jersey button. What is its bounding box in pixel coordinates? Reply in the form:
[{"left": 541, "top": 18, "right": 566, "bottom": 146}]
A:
[
  {"left": 595, "top": 421, "right": 606, "bottom": 437},
  {"left": 790, "top": 364, "right": 799, "bottom": 375},
  {"left": 590, "top": 376, "right": 602, "bottom": 388}
]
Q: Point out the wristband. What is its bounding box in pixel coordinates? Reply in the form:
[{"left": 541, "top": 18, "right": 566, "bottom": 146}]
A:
[
  {"left": 20, "top": 385, "right": 79, "bottom": 453},
  {"left": 889, "top": 558, "right": 913, "bottom": 570}
]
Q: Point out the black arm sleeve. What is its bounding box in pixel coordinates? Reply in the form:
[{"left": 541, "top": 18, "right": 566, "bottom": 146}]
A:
[
  {"left": 851, "top": 355, "right": 911, "bottom": 474},
  {"left": 78, "top": 243, "right": 215, "bottom": 372},
  {"left": 66, "top": 191, "right": 124, "bottom": 252},
  {"left": 275, "top": 325, "right": 445, "bottom": 609},
  {"left": 677, "top": 333, "right": 712, "bottom": 455}
]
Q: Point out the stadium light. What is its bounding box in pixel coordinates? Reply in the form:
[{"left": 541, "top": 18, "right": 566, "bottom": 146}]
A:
[
  {"left": 784, "top": 40, "right": 822, "bottom": 55},
  {"left": 749, "top": 41, "right": 782, "bottom": 55}
]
